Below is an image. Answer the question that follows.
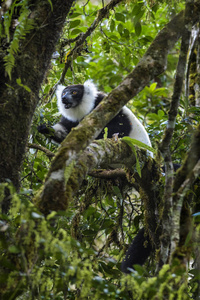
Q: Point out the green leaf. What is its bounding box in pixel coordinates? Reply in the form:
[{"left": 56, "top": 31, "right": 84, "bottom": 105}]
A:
[
  {"left": 134, "top": 9, "right": 145, "bottom": 23},
  {"left": 117, "top": 23, "right": 123, "bottom": 35},
  {"left": 154, "top": 88, "right": 168, "bottom": 96},
  {"left": 143, "top": 36, "right": 154, "bottom": 42},
  {"left": 149, "top": 82, "right": 157, "bottom": 92},
  {"left": 158, "top": 110, "right": 165, "bottom": 118},
  {"left": 189, "top": 269, "right": 200, "bottom": 279},
  {"left": 8, "top": 245, "right": 20, "bottom": 254},
  {"left": 115, "top": 12, "right": 125, "bottom": 23},
  {"left": 125, "top": 140, "right": 141, "bottom": 177},
  {"left": 122, "top": 137, "right": 156, "bottom": 155},
  {"left": 84, "top": 207, "right": 97, "bottom": 218},
  {"left": 47, "top": 0, "right": 53, "bottom": 11},
  {"left": 122, "top": 28, "right": 130, "bottom": 38},
  {"left": 113, "top": 186, "right": 122, "bottom": 200},
  {"left": 132, "top": 3, "right": 144, "bottom": 16},
  {"left": 70, "top": 28, "right": 83, "bottom": 36},
  {"left": 16, "top": 78, "right": 31, "bottom": 92},
  {"left": 122, "top": 137, "right": 156, "bottom": 176},
  {"left": 69, "top": 19, "right": 81, "bottom": 29},
  {"left": 109, "top": 34, "right": 119, "bottom": 41},
  {"left": 70, "top": 12, "right": 82, "bottom": 18},
  {"left": 83, "top": 229, "right": 95, "bottom": 236},
  {"left": 135, "top": 21, "right": 142, "bottom": 36},
  {"left": 110, "top": 19, "right": 115, "bottom": 32}
]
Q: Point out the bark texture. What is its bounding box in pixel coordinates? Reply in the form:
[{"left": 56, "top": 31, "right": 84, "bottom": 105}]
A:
[{"left": 0, "top": 0, "right": 75, "bottom": 211}]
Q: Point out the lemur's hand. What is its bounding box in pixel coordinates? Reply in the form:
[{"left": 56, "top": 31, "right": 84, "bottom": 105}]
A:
[{"left": 37, "top": 124, "right": 54, "bottom": 136}]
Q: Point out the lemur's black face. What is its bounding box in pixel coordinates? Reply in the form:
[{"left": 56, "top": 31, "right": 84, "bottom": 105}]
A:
[{"left": 61, "top": 84, "right": 84, "bottom": 109}]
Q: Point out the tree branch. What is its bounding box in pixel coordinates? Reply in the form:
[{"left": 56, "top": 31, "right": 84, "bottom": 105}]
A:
[
  {"left": 35, "top": 3, "right": 200, "bottom": 214},
  {"left": 35, "top": 139, "right": 140, "bottom": 214},
  {"left": 169, "top": 124, "right": 200, "bottom": 257},
  {"left": 158, "top": 0, "right": 194, "bottom": 266},
  {"left": 27, "top": 143, "right": 54, "bottom": 158},
  {"left": 89, "top": 168, "right": 126, "bottom": 179},
  {"left": 174, "top": 125, "right": 200, "bottom": 193},
  {"left": 159, "top": 1, "right": 194, "bottom": 155},
  {"left": 171, "top": 159, "right": 200, "bottom": 255}
]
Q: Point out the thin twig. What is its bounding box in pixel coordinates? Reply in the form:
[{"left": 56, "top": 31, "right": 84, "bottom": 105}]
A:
[
  {"left": 27, "top": 143, "right": 55, "bottom": 158},
  {"left": 60, "top": 0, "right": 124, "bottom": 82}
]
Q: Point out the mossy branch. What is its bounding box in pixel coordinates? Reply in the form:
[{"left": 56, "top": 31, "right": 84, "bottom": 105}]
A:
[
  {"left": 27, "top": 143, "right": 54, "bottom": 158},
  {"left": 35, "top": 139, "right": 138, "bottom": 214},
  {"left": 171, "top": 160, "right": 200, "bottom": 255},
  {"left": 158, "top": 0, "right": 195, "bottom": 267},
  {"left": 36, "top": 4, "right": 200, "bottom": 214}
]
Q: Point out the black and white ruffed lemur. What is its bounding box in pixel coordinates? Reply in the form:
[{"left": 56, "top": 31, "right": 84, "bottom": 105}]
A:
[
  {"left": 38, "top": 80, "right": 153, "bottom": 273},
  {"left": 38, "top": 80, "right": 152, "bottom": 147}
]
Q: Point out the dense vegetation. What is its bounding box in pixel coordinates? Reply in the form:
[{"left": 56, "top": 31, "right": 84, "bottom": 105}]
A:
[{"left": 0, "top": 0, "right": 200, "bottom": 299}]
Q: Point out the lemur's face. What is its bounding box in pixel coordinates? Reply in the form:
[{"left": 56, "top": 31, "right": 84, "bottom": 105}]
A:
[{"left": 61, "top": 85, "right": 84, "bottom": 109}]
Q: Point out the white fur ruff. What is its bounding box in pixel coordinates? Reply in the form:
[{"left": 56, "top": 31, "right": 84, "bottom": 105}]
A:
[
  {"left": 122, "top": 107, "right": 153, "bottom": 157},
  {"left": 56, "top": 80, "right": 98, "bottom": 122},
  {"left": 52, "top": 123, "right": 67, "bottom": 135}
]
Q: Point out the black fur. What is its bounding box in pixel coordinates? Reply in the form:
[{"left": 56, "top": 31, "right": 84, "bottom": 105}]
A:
[
  {"left": 38, "top": 81, "right": 153, "bottom": 272},
  {"left": 37, "top": 83, "right": 139, "bottom": 144},
  {"left": 121, "top": 228, "right": 152, "bottom": 273},
  {"left": 61, "top": 84, "right": 84, "bottom": 109},
  {"left": 38, "top": 117, "right": 79, "bottom": 144}
]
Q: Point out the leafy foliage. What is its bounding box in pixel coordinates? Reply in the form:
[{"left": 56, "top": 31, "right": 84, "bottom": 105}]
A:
[{"left": 1, "top": 186, "right": 198, "bottom": 299}]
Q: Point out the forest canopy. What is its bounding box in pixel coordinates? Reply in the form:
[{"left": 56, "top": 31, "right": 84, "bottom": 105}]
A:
[{"left": 0, "top": 0, "right": 200, "bottom": 299}]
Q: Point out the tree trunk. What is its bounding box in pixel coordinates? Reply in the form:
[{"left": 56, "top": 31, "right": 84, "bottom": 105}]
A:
[{"left": 0, "top": 0, "right": 74, "bottom": 211}]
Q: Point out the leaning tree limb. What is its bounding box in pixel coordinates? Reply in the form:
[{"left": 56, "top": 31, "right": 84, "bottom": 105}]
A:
[
  {"left": 158, "top": 0, "right": 194, "bottom": 266},
  {"left": 35, "top": 3, "right": 200, "bottom": 213},
  {"left": 35, "top": 139, "right": 140, "bottom": 214}
]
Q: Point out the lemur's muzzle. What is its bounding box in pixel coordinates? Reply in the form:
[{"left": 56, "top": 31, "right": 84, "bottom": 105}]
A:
[{"left": 62, "top": 95, "right": 73, "bottom": 109}]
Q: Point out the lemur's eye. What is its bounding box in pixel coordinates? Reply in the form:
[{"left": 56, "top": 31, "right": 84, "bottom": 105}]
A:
[{"left": 72, "top": 91, "right": 77, "bottom": 95}]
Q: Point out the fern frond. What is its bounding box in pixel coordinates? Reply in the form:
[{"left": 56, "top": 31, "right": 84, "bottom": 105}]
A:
[
  {"left": 3, "top": 0, "right": 35, "bottom": 79},
  {"left": 4, "top": 53, "right": 15, "bottom": 79},
  {"left": 2, "top": 0, "right": 17, "bottom": 42}
]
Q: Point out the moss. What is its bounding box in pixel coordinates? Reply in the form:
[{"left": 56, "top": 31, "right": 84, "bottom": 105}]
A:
[{"left": 34, "top": 179, "right": 70, "bottom": 216}]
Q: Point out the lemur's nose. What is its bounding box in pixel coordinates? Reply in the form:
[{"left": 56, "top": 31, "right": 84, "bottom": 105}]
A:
[{"left": 62, "top": 94, "right": 73, "bottom": 109}]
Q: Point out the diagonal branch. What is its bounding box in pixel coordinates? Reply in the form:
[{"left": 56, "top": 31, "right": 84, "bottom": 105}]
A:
[
  {"left": 27, "top": 143, "right": 54, "bottom": 158},
  {"left": 35, "top": 139, "right": 138, "bottom": 214},
  {"left": 35, "top": 3, "right": 200, "bottom": 214}
]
